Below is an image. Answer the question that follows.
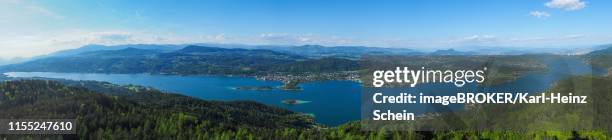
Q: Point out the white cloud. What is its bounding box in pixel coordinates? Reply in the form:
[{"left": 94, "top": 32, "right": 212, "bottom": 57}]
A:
[
  {"left": 545, "top": 0, "right": 586, "bottom": 11},
  {"left": 563, "top": 34, "right": 586, "bottom": 39},
  {"left": 529, "top": 11, "right": 551, "bottom": 19}
]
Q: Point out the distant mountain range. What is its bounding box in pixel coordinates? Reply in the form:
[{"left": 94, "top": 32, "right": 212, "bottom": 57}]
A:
[
  {"left": 584, "top": 44, "right": 612, "bottom": 56},
  {"left": 39, "top": 44, "right": 184, "bottom": 58},
  {"left": 43, "top": 43, "right": 598, "bottom": 59},
  {"left": 43, "top": 44, "right": 425, "bottom": 59},
  {"left": 0, "top": 45, "right": 358, "bottom": 75},
  {"left": 3, "top": 43, "right": 612, "bottom": 75},
  {"left": 20, "top": 43, "right": 612, "bottom": 61},
  {"left": 257, "top": 45, "right": 423, "bottom": 59}
]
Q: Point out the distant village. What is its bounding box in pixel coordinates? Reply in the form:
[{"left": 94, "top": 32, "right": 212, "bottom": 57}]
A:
[{"left": 255, "top": 71, "right": 360, "bottom": 84}]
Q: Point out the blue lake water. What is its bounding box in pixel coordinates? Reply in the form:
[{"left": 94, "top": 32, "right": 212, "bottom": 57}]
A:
[{"left": 3, "top": 56, "right": 605, "bottom": 126}]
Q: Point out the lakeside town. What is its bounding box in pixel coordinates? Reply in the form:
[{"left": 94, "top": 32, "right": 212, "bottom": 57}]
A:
[{"left": 255, "top": 71, "right": 361, "bottom": 84}]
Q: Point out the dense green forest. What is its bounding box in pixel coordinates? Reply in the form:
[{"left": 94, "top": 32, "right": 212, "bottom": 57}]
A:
[{"left": 411, "top": 74, "right": 612, "bottom": 139}]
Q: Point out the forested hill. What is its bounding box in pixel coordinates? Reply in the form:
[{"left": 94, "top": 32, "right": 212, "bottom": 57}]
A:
[
  {"left": 261, "top": 45, "right": 423, "bottom": 59},
  {"left": 0, "top": 45, "right": 359, "bottom": 75},
  {"left": 584, "top": 45, "right": 612, "bottom": 70},
  {"left": 0, "top": 80, "right": 315, "bottom": 139}
]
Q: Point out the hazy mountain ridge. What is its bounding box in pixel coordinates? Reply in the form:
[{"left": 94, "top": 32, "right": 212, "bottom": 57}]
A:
[
  {"left": 16, "top": 43, "right": 609, "bottom": 61},
  {"left": 172, "top": 45, "right": 304, "bottom": 60},
  {"left": 75, "top": 47, "right": 164, "bottom": 58},
  {"left": 258, "top": 45, "right": 424, "bottom": 59},
  {"left": 583, "top": 44, "right": 612, "bottom": 70},
  {"left": 585, "top": 44, "right": 612, "bottom": 56},
  {"left": 0, "top": 79, "right": 315, "bottom": 139},
  {"left": 41, "top": 44, "right": 183, "bottom": 58},
  {"left": 3, "top": 43, "right": 612, "bottom": 75},
  {"left": 0, "top": 44, "right": 186, "bottom": 66},
  {"left": 0, "top": 45, "right": 357, "bottom": 75}
]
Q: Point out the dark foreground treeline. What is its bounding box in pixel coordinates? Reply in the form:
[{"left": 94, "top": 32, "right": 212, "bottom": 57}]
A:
[
  {"left": 0, "top": 80, "right": 316, "bottom": 139},
  {"left": 0, "top": 79, "right": 610, "bottom": 139}
]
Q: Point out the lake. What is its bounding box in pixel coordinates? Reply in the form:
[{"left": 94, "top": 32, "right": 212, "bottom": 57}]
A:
[{"left": 3, "top": 56, "right": 604, "bottom": 126}]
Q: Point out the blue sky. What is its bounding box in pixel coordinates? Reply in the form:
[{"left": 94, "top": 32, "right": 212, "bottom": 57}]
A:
[{"left": 1, "top": 0, "right": 611, "bottom": 58}]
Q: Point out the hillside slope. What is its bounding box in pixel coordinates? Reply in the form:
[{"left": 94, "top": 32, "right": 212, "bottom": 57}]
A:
[{"left": 584, "top": 45, "right": 612, "bottom": 70}]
